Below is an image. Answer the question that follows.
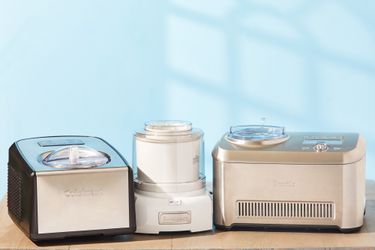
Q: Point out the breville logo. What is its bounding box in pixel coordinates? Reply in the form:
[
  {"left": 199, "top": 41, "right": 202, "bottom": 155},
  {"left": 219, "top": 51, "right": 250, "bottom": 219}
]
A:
[
  {"left": 64, "top": 187, "right": 104, "bottom": 197},
  {"left": 273, "top": 180, "right": 296, "bottom": 188}
]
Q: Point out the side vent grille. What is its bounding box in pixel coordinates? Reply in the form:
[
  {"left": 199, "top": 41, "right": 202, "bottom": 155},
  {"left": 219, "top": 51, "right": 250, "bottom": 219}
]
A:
[
  {"left": 8, "top": 165, "right": 22, "bottom": 221},
  {"left": 237, "top": 200, "right": 335, "bottom": 219}
]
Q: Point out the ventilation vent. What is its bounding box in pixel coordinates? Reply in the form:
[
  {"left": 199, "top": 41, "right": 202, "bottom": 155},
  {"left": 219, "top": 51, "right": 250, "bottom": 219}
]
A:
[
  {"left": 8, "top": 165, "right": 22, "bottom": 221},
  {"left": 237, "top": 200, "right": 335, "bottom": 219}
]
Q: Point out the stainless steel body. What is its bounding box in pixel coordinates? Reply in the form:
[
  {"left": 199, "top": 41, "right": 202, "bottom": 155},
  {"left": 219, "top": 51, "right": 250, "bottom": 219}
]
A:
[
  {"left": 213, "top": 131, "right": 366, "bottom": 232},
  {"left": 7, "top": 136, "right": 136, "bottom": 241}
]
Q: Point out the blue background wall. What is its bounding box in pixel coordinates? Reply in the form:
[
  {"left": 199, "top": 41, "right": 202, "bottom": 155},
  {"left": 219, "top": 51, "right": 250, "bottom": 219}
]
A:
[{"left": 1, "top": 0, "right": 375, "bottom": 196}]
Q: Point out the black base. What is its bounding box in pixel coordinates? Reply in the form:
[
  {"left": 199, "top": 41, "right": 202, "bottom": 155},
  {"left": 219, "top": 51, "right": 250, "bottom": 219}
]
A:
[
  {"left": 30, "top": 227, "right": 136, "bottom": 242},
  {"left": 214, "top": 223, "right": 363, "bottom": 233}
]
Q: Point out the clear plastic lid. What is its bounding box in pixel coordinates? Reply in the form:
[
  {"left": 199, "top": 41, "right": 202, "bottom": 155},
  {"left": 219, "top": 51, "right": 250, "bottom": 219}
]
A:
[
  {"left": 145, "top": 120, "right": 192, "bottom": 133},
  {"left": 136, "top": 120, "right": 202, "bottom": 143},
  {"left": 226, "top": 125, "right": 289, "bottom": 146},
  {"left": 42, "top": 145, "right": 110, "bottom": 169}
]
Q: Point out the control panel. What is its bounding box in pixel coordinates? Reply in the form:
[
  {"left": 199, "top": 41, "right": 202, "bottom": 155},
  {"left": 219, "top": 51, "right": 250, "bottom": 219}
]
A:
[{"left": 302, "top": 136, "right": 344, "bottom": 152}]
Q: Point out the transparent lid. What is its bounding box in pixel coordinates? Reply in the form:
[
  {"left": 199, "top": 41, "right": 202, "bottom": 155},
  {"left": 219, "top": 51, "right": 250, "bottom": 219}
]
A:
[
  {"left": 135, "top": 120, "right": 202, "bottom": 143},
  {"left": 145, "top": 120, "right": 192, "bottom": 133},
  {"left": 42, "top": 145, "right": 110, "bottom": 169},
  {"left": 226, "top": 125, "right": 289, "bottom": 146}
]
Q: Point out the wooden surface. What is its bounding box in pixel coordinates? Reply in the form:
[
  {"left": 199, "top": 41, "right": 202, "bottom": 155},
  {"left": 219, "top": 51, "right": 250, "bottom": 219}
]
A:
[{"left": 1, "top": 181, "right": 375, "bottom": 249}]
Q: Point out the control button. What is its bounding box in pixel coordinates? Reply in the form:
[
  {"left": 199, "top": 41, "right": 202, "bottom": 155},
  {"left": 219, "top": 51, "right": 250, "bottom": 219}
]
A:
[
  {"left": 333, "top": 147, "right": 341, "bottom": 151},
  {"left": 314, "top": 143, "right": 329, "bottom": 152},
  {"left": 302, "top": 146, "right": 310, "bottom": 151},
  {"left": 159, "top": 211, "right": 191, "bottom": 225}
]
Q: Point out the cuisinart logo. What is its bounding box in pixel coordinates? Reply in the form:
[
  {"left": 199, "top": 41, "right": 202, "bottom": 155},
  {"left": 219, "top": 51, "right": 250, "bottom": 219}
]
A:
[
  {"left": 273, "top": 180, "right": 296, "bottom": 188},
  {"left": 64, "top": 187, "right": 104, "bottom": 197}
]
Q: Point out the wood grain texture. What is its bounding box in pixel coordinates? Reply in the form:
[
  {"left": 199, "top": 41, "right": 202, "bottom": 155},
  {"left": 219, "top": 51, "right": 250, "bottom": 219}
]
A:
[{"left": 1, "top": 181, "right": 375, "bottom": 249}]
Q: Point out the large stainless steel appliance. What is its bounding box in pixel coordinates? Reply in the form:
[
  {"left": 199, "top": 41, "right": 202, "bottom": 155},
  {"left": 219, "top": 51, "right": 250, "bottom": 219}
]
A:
[
  {"left": 7, "top": 136, "right": 136, "bottom": 241},
  {"left": 212, "top": 125, "right": 366, "bottom": 232}
]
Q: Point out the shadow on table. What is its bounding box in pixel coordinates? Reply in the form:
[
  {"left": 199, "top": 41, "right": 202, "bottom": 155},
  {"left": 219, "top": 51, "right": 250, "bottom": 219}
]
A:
[
  {"left": 35, "top": 230, "right": 216, "bottom": 247},
  {"left": 35, "top": 235, "right": 131, "bottom": 247},
  {"left": 35, "top": 234, "right": 165, "bottom": 247}
]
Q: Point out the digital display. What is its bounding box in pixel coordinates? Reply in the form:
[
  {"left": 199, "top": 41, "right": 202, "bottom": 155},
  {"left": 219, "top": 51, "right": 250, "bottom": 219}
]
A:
[{"left": 303, "top": 137, "right": 343, "bottom": 146}]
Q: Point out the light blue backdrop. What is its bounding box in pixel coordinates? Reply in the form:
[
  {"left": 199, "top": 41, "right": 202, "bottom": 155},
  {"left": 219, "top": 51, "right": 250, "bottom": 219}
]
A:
[{"left": 1, "top": 0, "right": 375, "bottom": 196}]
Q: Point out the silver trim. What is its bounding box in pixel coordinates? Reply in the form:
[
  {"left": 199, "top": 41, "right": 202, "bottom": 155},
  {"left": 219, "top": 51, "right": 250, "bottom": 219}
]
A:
[
  {"left": 226, "top": 134, "right": 289, "bottom": 147},
  {"left": 135, "top": 176, "right": 206, "bottom": 193}
]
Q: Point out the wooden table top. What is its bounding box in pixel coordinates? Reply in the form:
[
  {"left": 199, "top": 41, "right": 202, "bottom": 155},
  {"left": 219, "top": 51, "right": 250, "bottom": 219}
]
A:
[{"left": 1, "top": 181, "right": 375, "bottom": 249}]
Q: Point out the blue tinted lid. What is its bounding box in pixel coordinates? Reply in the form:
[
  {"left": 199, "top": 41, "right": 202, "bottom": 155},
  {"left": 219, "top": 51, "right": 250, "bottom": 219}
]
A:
[{"left": 226, "top": 125, "right": 289, "bottom": 146}]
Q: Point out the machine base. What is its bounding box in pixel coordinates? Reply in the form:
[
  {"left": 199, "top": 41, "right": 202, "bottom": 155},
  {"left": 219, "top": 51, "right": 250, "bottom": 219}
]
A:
[
  {"left": 135, "top": 189, "right": 213, "bottom": 234},
  {"left": 215, "top": 223, "right": 363, "bottom": 233}
]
